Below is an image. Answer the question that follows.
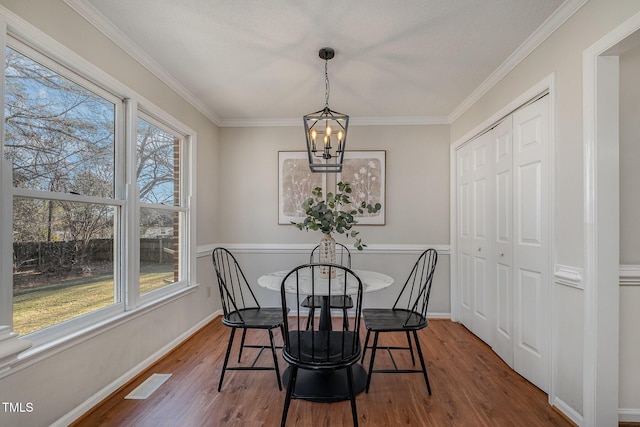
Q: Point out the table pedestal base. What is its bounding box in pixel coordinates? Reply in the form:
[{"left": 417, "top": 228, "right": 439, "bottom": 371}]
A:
[{"left": 282, "top": 364, "right": 367, "bottom": 402}]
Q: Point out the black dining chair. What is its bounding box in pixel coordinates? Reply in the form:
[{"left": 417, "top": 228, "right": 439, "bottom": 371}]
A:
[
  {"left": 302, "top": 243, "right": 353, "bottom": 330},
  {"left": 212, "top": 247, "right": 287, "bottom": 392},
  {"left": 360, "top": 248, "right": 438, "bottom": 395},
  {"left": 280, "top": 263, "right": 363, "bottom": 427}
]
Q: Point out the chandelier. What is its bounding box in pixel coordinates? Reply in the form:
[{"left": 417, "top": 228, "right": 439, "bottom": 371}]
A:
[{"left": 304, "top": 47, "right": 349, "bottom": 173}]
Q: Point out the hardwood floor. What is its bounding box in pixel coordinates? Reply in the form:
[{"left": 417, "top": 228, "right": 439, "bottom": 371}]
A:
[{"left": 72, "top": 318, "right": 576, "bottom": 427}]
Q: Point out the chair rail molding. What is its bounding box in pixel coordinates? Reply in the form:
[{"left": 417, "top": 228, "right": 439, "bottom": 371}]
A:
[
  {"left": 554, "top": 264, "right": 584, "bottom": 290},
  {"left": 197, "top": 243, "right": 451, "bottom": 258},
  {"left": 619, "top": 265, "right": 640, "bottom": 286}
]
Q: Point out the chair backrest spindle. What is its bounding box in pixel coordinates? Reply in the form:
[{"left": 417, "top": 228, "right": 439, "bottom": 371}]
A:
[{"left": 391, "top": 249, "right": 438, "bottom": 327}]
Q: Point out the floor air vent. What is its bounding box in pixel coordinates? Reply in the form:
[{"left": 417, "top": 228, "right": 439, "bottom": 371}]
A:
[{"left": 125, "top": 373, "right": 172, "bottom": 400}]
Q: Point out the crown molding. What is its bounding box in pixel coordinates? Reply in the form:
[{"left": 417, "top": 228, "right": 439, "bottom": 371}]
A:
[
  {"left": 62, "top": 0, "right": 223, "bottom": 126},
  {"left": 448, "top": 0, "right": 588, "bottom": 123}
]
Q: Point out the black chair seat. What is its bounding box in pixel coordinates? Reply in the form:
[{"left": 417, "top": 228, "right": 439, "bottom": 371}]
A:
[
  {"left": 301, "top": 295, "right": 353, "bottom": 309},
  {"left": 362, "top": 308, "right": 427, "bottom": 331},
  {"left": 223, "top": 307, "right": 285, "bottom": 329},
  {"left": 284, "top": 331, "right": 361, "bottom": 368}
]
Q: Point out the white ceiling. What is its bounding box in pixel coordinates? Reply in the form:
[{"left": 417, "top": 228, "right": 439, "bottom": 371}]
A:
[{"left": 66, "top": 0, "right": 573, "bottom": 126}]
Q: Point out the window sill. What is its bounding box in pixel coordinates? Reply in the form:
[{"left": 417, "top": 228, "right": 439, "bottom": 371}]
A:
[{"left": 0, "top": 283, "right": 199, "bottom": 379}]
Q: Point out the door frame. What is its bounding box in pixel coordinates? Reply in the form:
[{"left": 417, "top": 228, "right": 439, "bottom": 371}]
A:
[
  {"left": 582, "top": 11, "right": 640, "bottom": 427},
  {"left": 450, "top": 73, "right": 557, "bottom": 402}
]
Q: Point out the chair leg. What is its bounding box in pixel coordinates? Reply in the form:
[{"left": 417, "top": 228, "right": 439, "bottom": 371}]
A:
[
  {"left": 218, "top": 327, "right": 236, "bottom": 392},
  {"left": 281, "top": 366, "right": 298, "bottom": 427},
  {"left": 413, "top": 330, "right": 431, "bottom": 395},
  {"left": 268, "top": 329, "right": 283, "bottom": 391},
  {"left": 346, "top": 365, "right": 359, "bottom": 427},
  {"left": 305, "top": 308, "right": 315, "bottom": 330},
  {"left": 365, "top": 332, "right": 380, "bottom": 393},
  {"left": 238, "top": 328, "right": 248, "bottom": 362},
  {"left": 406, "top": 330, "right": 416, "bottom": 365},
  {"left": 361, "top": 329, "right": 371, "bottom": 363}
]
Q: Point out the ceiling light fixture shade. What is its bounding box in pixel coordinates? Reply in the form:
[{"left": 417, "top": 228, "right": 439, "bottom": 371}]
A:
[{"left": 304, "top": 47, "right": 349, "bottom": 173}]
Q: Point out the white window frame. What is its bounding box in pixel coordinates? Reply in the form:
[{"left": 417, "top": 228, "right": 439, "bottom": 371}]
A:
[{"left": 0, "top": 15, "right": 197, "bottom": 354}]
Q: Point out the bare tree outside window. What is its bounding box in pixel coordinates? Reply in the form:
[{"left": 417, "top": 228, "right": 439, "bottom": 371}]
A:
[
  {"left": 137, "top": 118, "right": 182, "bottom": 294},
  {"left": 3, "top": 45, "right": 183, "bottom": 335}
]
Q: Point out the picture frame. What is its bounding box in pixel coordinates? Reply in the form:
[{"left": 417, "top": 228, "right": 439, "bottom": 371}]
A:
[
  {"left": 337, "top": 150, "right": 386, "bottom": 225},
  {"left": 278, "top": 151, "right": 326, "bottom": 224}
]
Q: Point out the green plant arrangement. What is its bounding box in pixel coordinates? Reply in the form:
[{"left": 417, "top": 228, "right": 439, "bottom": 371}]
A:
[{"left": 292, "top": 181, "right": 381, "bottom": 250}]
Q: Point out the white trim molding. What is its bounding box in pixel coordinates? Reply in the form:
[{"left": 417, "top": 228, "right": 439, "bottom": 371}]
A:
[
  {"left": 552, "top": 396, "right": 584, "bottom": 427},
  {"left": 0, "top": 326, "right": 32, "bottom": 376},
  {"left": 197, "top": 243, "right": 451, "bottom": 258},
  {"left": 580, "top": 9, "right": 640, "bottom": 426},
  {"left": 554, "top": 264, "right": 584, "bottom": 290},
  {"left": 618, "top": 408, "right": 640, "bottom": 423},
  {"left": 619, "top": 265, "right": 640, "bottom": 286}
]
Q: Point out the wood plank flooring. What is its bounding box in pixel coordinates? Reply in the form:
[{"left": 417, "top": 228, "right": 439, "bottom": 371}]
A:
[{"left": 72, "top": 318, "right": 576, "bottom": 427}]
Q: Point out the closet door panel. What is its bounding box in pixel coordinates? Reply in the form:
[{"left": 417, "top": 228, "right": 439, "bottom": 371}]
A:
[
  {"left": 470, "top": 132, "right": 494, "bottom": 344},
  {"left": 457, "top": 145, "right": 474, "bottom": 325},
  {"left": 492, "top": 117, "right": 514, "bottom": 367},
  {"left": 512, "top": 97, "right": 550, "bottom": 393}
]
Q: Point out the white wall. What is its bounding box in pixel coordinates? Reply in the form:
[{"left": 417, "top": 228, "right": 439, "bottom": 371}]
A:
[
  {"left": 451, "top": 0, "right": 640, "bottom": 422},
  {"left": 218, "top": 125, "right": 450, "bottom": 245},
  {"left": 0, "top": 1, "right": 220, "bottom": 426},
  {"left": 618, "top": 40, "right": 640, "bottom": 417},
  {"left": 216, "top": 124, "right": 452, "bottom": 314}
]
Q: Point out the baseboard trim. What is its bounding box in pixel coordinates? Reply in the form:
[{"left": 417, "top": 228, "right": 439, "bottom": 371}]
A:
[
  {"left": 54, "top": 310, "right": 222, "bottom": 427},
  {"left": 619, "top": 408, "right": 640, "bottom": 423},
  {"left": 553, "top": 396, "right": 583, "bottom": 426}
]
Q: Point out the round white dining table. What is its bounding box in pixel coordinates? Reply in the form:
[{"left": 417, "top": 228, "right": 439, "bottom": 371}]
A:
[
  {"left": 257, "top": 268, "right": 394, "bottom": 295},
  {"left": 257, "top": 267, "right": 394, "bottom": 402}
]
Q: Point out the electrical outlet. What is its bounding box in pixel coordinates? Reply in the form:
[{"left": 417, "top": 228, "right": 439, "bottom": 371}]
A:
[{"left": 206, "top": 286, "right": 211, "bottom": 298}]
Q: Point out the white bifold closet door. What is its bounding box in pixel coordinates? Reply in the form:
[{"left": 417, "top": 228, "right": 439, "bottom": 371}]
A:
[
  {"left": 457, "top": 129, "right": 494, "bottom": 345},
  {"left": 456, "top": 95, "right": 550, "bottom": 393}
]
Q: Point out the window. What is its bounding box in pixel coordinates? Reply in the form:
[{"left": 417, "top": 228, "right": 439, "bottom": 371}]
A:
[
  {"left": 2, "top": 37, "right": 194, "bottom": 343},
  {"left": 137, "top": 115, "right": 185, "bottom": 297}
]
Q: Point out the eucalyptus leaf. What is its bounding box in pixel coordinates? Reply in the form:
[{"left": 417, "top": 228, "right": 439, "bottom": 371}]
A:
[{"left": 291, "top": 181, "right": 382, "bottom": 250}]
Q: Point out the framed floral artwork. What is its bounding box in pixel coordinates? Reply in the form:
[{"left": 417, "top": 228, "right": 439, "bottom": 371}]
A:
[
  {"left": 278, "top": 151, "right": 326, "bottom": 224},
  {"left": 337, "top": 150, "right": 386, "bottom": 225}
]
